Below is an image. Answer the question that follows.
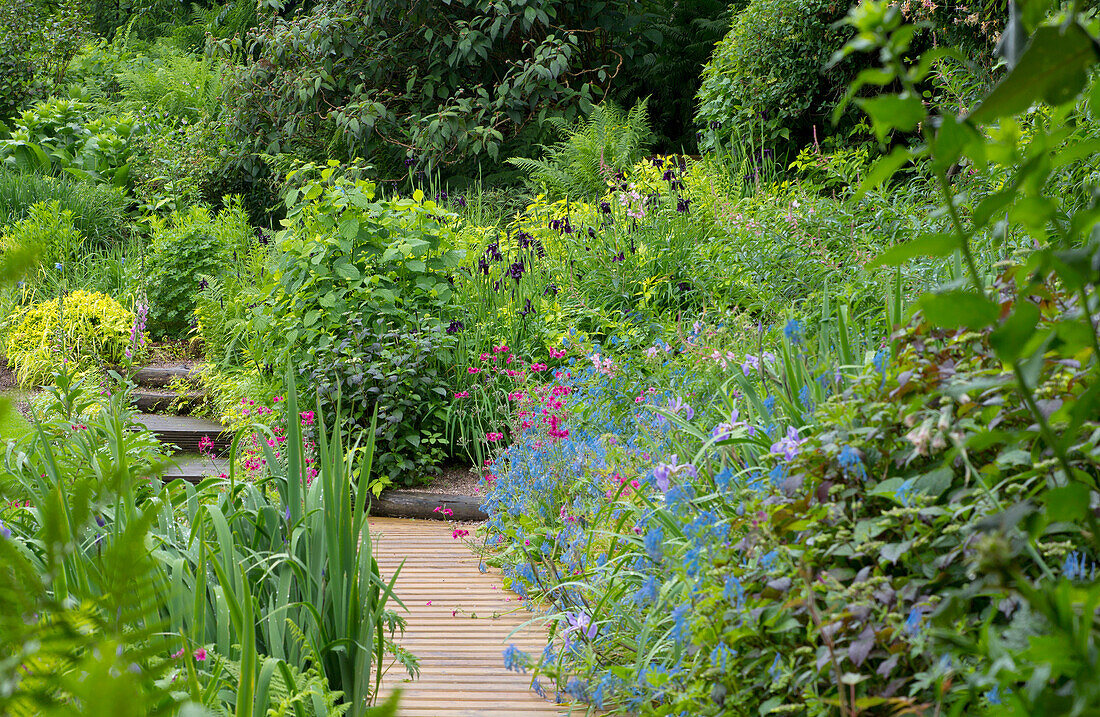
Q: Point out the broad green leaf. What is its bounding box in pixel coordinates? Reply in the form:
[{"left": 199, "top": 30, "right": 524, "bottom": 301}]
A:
[
  {"left": 1043, "top": 483, "right": 1090, "bottom": 523},
  {"left": 334, "top": 260, "right": 361, "bottom": 282},
  {"left": 854, "top": 146, "right": 915, "bottom": 200},
  {"left": 913, "top": 467, "right": 953, "bottom": 498},
  {"left": 868, "top": 233, "right": 960, "bottom": 268},
  {"left": 920, "top": 290, "right": 1000, "bottom": 329},
  {"left": 989, "top": 301, "right": 1039, "bottom": 361},
  {"left": 857, "top": 93, "right": 926, "bottom": 142},
  {"left": 971, "top": 23, "right": 1100, "bottom": 123}
]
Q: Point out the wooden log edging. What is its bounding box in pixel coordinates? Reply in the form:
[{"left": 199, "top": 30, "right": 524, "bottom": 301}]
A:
[{"left": 368, "top": 491, "right": 487, "bottom": 522}]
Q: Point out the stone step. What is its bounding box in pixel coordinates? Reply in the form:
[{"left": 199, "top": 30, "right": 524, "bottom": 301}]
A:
[
  {"left": 135, "top": 413, "right": 233, "bottom": 453},
  {"left": 132, "top": 390, "right": 207, "bottom": 415},
  {"left": 131, "top": 365, "right": 204, "bottom": 389}
]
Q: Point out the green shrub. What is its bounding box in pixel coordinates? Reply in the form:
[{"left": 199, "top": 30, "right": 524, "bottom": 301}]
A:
[
  {"left": 144, "top": 201, "right": 252, "bottom": 339},
  {"left": 696, "top": 0, "right": 855, "bottom": 157},
  {"left": 253, "top": 173, "right": 463, "bottom": 483},
  {"left": 0, "top": 169, "right": 129, "bottom": 243},
  {"left": 508, "top": 99, "right": 653, "bottom": 200},
  {"left": 0, "top": 200, "right": 82, "bottom": 280},
  {"left": 4, "top": 289, "right": 135, "bottom": 386}
]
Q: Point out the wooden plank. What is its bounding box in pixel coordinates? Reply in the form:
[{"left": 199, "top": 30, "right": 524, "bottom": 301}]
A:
[
  {"left": 368, "top": 518, "right": 582, "bottom": 716},
  {"left": 369, "top": 491, "right": 487, "bottom": 521}
]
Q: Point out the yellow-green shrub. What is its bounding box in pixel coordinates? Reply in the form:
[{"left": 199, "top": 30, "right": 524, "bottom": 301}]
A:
[{"left": 4, "top": 290, "right": 136, "bottom": 386}]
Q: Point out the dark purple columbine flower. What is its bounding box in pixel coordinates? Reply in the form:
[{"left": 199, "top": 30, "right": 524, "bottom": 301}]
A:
[
  {"left": 611, "top": 251, "right": 625, "bottom": 263},
  {"left": 587, "top": 227, "right": 596, "bottom": 240},
  {"left": 455, "top": 194, "right": 467, "bottom": 208},
  {"left": 519, "top": 298, "right": 534, "bottom": 317},
  {"left": 548, "top": 218, "right": 560, "bottom": 231},
  {"left": 478, "top": 257, "right": 490, "bottom": 275},
  {"left": 486, "top": 242, "right": 502, "bottom": 262},
  {"left": 446, "top": 319, "right": 465, "bottom": 334},
  {"left": 516, "top": 231, "right": 532, "bottom": 249},
  {"left": 677, "top": 198, "right": 690, "bottom": 213},
  {"left": 709, "top": 120, "right": 721, "bottom": 130},
  {"left": 534, "top": 241, "right": 546, "bottom": 258},
  {"left": 650, "top": 156, "right": 663, "bottom": 167},
  {"left": 492, "top": 280, "right": 501, "bottom": 292},
  {"left": 600, "top": 201, "right": 611, "bottom": 214},
  {"left": 677, "top": 281, "right": 692, "bottom": 293},
  {"left": 544, "top": 283, "right": 558, "bottom": 296},
  {"left": 662, "top": 169, "right": 675, "bottom": 182},
  {"left": 404, "top": 157, "right": 416, "bottom": 166},
  {"left": 670, "top": 179, "right": 683, "bottom": 191}
]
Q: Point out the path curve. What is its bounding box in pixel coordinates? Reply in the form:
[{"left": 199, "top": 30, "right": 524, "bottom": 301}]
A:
[{"left": 370, "top": 518, "right": 578, "bottom": 717}]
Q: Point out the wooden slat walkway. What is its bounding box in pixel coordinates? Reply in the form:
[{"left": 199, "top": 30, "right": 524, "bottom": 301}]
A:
[{"left": 369, "top": 518, "right": 583, "bottom": 717}]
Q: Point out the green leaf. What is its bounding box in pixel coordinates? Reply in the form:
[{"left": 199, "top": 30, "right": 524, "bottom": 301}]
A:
[
  {"left": 1042, "top": 481, "right": 1086, "bottom": 521},
  {"left": 920, "top": 290, "right": 1000, "bottom": 329},
  {"left": 971, "top": 23, "right": 1100, "bottom": 123},
  {"left": 989, "top": 301, "right": 1040, "bottom": 361},
  {"left": 334, "top": 260, "right": 361, "bottom": 282},
  {"left": 857, "top": 93, "right": 926, "bottom": 142},
  {"left": 854, "top": 146, "right": 914, "bottom": 200},
  {"left": 868, "top": 233, "right": 960, "bottom": 268},
  {"left": 913, "top": 467, "right": 953, "bottom": 498}
]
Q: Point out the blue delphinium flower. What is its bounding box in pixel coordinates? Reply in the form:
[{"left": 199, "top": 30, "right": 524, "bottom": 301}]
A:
[
  {"left": 798, "top": 384, "right": 815, "bottom": 412},
  {"left": 985, "top": 685, "right": 1002, "bottom": 705},
  {"left": 895, "top": 479, "right": 916, "bottom": 507},
  {"left": 768, "top": 653, "right": 783, "bottom": 680},
  {"left": 1063, "top": 551, "right": 1095, "bottom": 581},
  {"left": 669, "top": 603, "right": 691, "bottom": 644},
  {"left": 723, "top": 576, "right": 745, "bottom": 608},
  {"left": 783, "top": 319, "right": 803, "bottom": 345},
  {"left": 565, "top": 677, "right": 588, "bottom": 701},
  {"left": 714, "top": 466, "right": 734, "bottom": 493},
  {"left": 503, "top": 644, "right": 530, "bottom": 673},
  {"left": 0, "top": 520, "right": 9, "bottom": 539},
  {"left": 634, "top": 575, "right": 659, "bottom": 607},
  {"left": 591, "top": 672, "right": 619, "bottom": 709},
  {"left": 644, "top": 527, "right": 664, "bottom": 562},
  {"left": 838, "top": 444, "right": 867, "bottom": 480},
  {"left": 531, "top": 677, "right": 546, "bottom": 698},
  {"left": 905, "top": 607, "right": 923, "bottom": 637},
  {"left": 763, "top": 394, "right": 776, "bottom": 414},
  {"left": 710, "top": 642, "right": 733, "bottom": 671}
]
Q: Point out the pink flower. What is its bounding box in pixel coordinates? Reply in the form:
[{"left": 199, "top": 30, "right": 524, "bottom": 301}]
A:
[
  {"left": 273, "top": 396, "right": 284, "bottom": 402},
  {"left": 486, "top": 432, "right": 504, "bottom": 442},
  {"left": 507, "top": 391, "right": 525, "bottom": 401},
  {"left": 453, "top": 528, "right": 470, "bottom": 539},
  {"left": 480, "top": 353, "right": 491, "bottom": 361},
  {"left": 194, "top": 648, "right": 208, "bottom": 662},
  {"left": 454, "top": 391, "right": 469, "bottom": 398},
  {"left": 172, "top": 648, "right": 185, "bottom": 659},
  {"left": 468, "top": 367, "right": 481, "bottom": 374}
]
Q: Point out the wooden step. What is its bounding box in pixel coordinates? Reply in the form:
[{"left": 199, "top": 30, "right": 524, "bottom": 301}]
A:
[
  {"left": 132, "top": 390, "right": 207, "bottom": 415},
  {"left": 163, "top": 454, "right": 229, "bottom": 483},
  {"left": 370, "top": 491, "right": 486, "bottom": 521},
  {"left": 135, "top": 413, "right": 232, "bottom": 453},
  {"left": 131, "top": 365, "right": 204, "bottom": 388}
]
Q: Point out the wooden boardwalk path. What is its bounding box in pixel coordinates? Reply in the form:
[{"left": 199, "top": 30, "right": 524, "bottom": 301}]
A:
[{"left": 370, "top": 518, "right": 581, "bottom": 717}]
